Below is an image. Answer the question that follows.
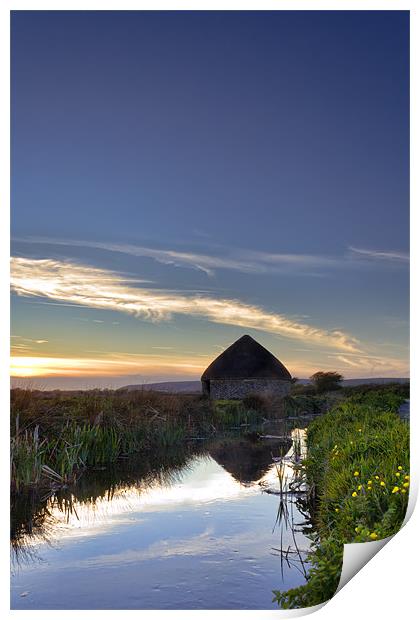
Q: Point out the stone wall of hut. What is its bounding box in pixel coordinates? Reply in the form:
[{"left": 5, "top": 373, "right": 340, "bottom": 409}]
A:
[{"left": 202, "top": 378, "right": 291, "bottom": 400}]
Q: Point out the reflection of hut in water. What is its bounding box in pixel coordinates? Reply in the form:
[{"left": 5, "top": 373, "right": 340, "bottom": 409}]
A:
[
  {"left": 208, "top": 436, "right": 292, "bottom": 486},
  {"left": 201, "top": 334, "right": 292, "bottom": 400}
]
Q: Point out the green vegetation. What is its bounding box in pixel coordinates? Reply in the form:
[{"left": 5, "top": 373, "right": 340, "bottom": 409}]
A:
[
  {"left": 273, "top": 386, "right": 409, "bottom": 609},
  {"left": 212, "top": 397, "right": 270, "bottom": 427},
  {"left": 290, "top": 380, "right": 409, "bottom": 400},
  {"left": 341, "top": 381, "right": 410, "bottom": 402},
  {"left": 10, "top": 388, "right": 274, "bottom": 491},
  {"left": 283, "top": 393, "right": 339, "bottom": 417}
]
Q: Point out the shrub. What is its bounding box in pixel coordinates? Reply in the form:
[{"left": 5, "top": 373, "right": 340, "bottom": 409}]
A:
[{"left": 242, "top": 393, "right": 270, "bottom": 414}]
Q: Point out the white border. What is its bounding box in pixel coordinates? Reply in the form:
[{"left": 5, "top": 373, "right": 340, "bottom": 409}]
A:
[{"left": 2, "top": 2, "right": 417, "bottom": 619}]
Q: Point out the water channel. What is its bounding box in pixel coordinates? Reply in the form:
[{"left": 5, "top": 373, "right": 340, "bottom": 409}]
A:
[{"left": 11, "top": 422, "right": 313, "bottom": 610}]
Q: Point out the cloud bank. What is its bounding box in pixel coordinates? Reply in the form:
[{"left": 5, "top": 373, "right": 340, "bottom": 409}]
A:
[{"left": 11, "top": 257, "right": 361, "bottom": 353}]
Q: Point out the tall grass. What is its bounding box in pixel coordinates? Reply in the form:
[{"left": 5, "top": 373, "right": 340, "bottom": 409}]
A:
[
  {"left": 10, "top": 388, "right": 269, "bottom": 490},
  {"left": 212, "top": 399, "right": 264, "bottom": 427},
  {"left": 10, "top": 418, "right": 46, "bottom": 491},
  {"left": 274, "top": 388, "right": 409, "bottom": 609}
]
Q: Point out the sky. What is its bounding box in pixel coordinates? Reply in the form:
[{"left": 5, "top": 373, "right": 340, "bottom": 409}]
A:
[{"left": 10, "top": 10, "right": 409, "bottom": 389}]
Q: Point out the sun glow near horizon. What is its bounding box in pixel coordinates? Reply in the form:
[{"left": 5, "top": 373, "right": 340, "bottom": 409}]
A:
[
  {"left": 10, "top": 353, "right": 210, "bottom": 379},
  {"left": 10, "top": 351, "right": 409, "bottom": 385}
]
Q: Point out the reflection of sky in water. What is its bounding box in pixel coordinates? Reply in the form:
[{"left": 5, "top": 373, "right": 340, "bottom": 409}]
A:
[{"left": 11, "top": 444, "right": 311, "bottom": 610}]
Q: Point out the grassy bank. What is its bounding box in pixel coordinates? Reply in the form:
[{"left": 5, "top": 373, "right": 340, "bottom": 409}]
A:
[
  {"left": 274, "top": 387, "right": 409, "bottom": 609},
  {"left": 10, "top": 388, "right": 272, "bottom": 491}
]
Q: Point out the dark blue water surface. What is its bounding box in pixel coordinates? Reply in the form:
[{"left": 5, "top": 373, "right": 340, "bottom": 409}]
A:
[{"left": 11, "top": 431, "right": 311, "bottom": 609}]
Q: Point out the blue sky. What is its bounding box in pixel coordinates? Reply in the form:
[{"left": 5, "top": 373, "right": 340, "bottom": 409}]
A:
[{"left": 10, "top": 11, "right": 409, "bottom": 388}]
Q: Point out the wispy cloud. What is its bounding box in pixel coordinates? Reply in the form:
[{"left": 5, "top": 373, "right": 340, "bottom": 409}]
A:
[
  {"left": 330, "top": 353, "right": 408, "bottom": 376},
  {"left": 335, "top": 355, "right": 361, "bottom": 368},
  {"left": 11, "top": 257, "right": 361, "bottom": 353},
  {"left": 15, "top": 237, "right": 409, "bottom": 278},
  {"left": 14, "top": 236, "right": 341, "bottom": 277},
  {"left": 348, "top": 246, "right": 409, "bottom": 262},
  {"left": 11, "top": 336, "right": 48, "bottom": 346},
  {"left": 152, "top": 346, "right": 174, "bottom": 350}
]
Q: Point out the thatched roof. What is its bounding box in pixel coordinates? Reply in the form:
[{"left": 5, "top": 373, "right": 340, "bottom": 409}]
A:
[{"left": 201, "top": 334, "right": 292, "bottom": 381}]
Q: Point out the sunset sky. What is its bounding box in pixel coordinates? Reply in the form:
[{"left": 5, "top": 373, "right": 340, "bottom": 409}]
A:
[{"left": 11, "top": 11, "right": 409, "bottom": 389}]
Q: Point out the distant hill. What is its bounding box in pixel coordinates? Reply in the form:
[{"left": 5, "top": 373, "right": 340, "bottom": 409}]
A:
[
  {"left": 295, "top": 377, "right": 409, "bottom": 386},
  {"left": 119, "top": 377, "right": 409, "bottom": 393},
  {"left": 119, "top": 380, "right": 202, "bottom": 393}
]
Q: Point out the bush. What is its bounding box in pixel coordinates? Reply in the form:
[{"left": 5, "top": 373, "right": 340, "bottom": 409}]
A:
[
  {"left": 291, "top": 383, "right": 316, "bottom": 396},
  {"left": 341, "top": 383, "right": 409, "bottom": 404},
  {"left": 242, "top": 393, "right": 270, "bottom": 414}
]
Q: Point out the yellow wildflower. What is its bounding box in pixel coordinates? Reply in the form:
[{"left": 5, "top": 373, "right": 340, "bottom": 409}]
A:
[
  {"left": 375, "top": 475, "right": 379, "bottom": 480},
  {"left": 380, "top": 481, "right": 386, "bottom": 487},
  {"left": 367, "top": 486, "right": 372, "bottom": 491},
  {"left": 358, "top": 428, "right": 362, "bottom": 432},
  {"left": 352, "top": 491, "right": 358, "bottom": 497},
  {"left": 357, "top": 485, "right": 362, "bottom": 490},
  {"left": 398, "top": 466, "right": 403, "bottom": 471},
  {"left": 335, "top": 508, "right": 340, "bottom": 512},
  {"left": 367, "top": 480, "right": 372, "bottom": 485},
  {"left": 370, "top": 532, "right": 378, "bottom": 540},
  {"left": 401, "top": 489, "right": 407, "bottom": 494},
  {"left": 354, "top": 471, "right": 360, "bottom": 477},
  {"left": 405, "top": 475, "right": 410, "bottom": 480},
  {"left": 403, "top": 482, "right": 409, "bottom": 488},
  {"left": 395, "top": 472, "right": 400, "bottom": 477},
  {"left": 392, "top": 486, "right": 400, "bottom": 494}
]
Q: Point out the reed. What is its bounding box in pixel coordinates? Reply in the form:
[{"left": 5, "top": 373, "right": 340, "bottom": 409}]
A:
[
  {"left": 10, "top": 418, "right": 46, "bottom": 491},
  {"left": 10, "top": 388, "right": 268, "bottom": 490}
]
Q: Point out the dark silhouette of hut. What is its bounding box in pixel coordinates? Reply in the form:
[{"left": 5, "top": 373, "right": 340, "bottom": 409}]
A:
[
  {"left": 201, "top": 334, "right": 292, "bottom": 400},
  {"left": 208, "top": 436, "right": 292, "bottom": 486}
]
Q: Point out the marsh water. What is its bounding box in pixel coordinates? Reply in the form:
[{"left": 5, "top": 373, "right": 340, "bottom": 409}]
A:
[{"left": 11, "top": 421, "right": 313, "bottom": 610}]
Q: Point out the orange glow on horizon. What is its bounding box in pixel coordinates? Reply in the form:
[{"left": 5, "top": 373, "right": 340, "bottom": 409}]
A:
[
  {"left": 10, "top": 354, "right": 210, "bottom": 378},
  {"left": 10, "top": 353, "right": 409, "bottom": 382}
]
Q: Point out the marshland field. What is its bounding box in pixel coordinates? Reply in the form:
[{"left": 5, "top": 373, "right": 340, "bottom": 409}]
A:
[{"left": 10, "top": 381, "right": 409, "bottom": 609}]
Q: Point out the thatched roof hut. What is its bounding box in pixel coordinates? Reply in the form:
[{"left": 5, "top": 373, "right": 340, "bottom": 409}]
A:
[
  {"left": 202, "top": 334, "right": 291, "bottom": 381},
  {"left": 201, "top": 334, "right": 292, "bottom": 400}
]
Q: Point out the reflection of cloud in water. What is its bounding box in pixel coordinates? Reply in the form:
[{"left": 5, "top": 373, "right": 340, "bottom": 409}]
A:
[
  {"left": 59, "top": 523, "right": 311, "bottom": 570},
  {"left": 11, "top": 436, "right": 313, "bottom": 610},
  {"left": 49, "top": 458, "right": 262, "bottom": 541},
  {"left": 76, "top": 527, "right": 220, "bottom": 567},
  {"left": 13, "top": 431, "right": 308, "bottom": 563}
]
